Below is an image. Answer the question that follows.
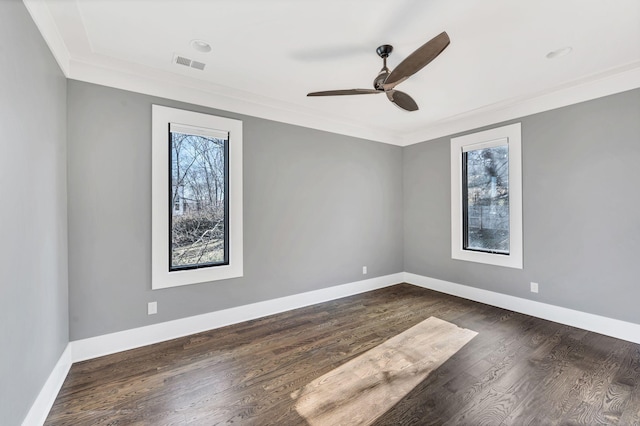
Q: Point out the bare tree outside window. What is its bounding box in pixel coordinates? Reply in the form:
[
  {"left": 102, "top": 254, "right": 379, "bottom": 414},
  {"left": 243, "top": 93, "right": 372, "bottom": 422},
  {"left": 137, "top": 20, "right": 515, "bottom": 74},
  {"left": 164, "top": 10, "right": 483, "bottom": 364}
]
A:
[
  {"left": 463, "top": 145, "right": 509, "bottom": 253},
  {"left": 170, "top": 131, "right": 227, "bottom": 270}
]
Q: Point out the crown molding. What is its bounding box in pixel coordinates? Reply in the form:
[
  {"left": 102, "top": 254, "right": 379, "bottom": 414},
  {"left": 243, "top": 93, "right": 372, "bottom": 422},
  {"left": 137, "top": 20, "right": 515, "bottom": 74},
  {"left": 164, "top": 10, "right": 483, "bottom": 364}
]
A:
[
  {"left": 67, "top": 58, "right": 402, "bottom": 145},
  {"left": 23, "top": 0, "right": 71, "bottom": 76},
  {"left": 63, "top": 56, "right": 640, "bottom": 148},
  {"left": 399, "top": 62, "right": 640, "bottom": 145},
  {"left": 25, "top": 0, "right": 640, "bottom": 148}
]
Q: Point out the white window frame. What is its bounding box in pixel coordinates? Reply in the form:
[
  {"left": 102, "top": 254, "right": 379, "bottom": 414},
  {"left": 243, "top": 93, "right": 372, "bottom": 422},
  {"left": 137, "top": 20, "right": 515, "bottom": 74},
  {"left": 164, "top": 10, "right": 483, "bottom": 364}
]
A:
[
  {"left": 151, "top": 105, "right": 243, "bottom": 289},
  {"left": 450, "top": 122, "right": 522, "bottom": 269}
]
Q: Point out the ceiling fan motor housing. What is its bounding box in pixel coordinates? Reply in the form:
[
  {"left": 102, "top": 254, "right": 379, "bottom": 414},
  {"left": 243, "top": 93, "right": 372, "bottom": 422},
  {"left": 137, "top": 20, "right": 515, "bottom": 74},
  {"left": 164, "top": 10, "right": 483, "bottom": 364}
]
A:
[
  {"left": 374, "top": 70, "right": 390, "bottom": 90},
  {"left": 374, "top": 45, "right": 393, "bottom": 90}
]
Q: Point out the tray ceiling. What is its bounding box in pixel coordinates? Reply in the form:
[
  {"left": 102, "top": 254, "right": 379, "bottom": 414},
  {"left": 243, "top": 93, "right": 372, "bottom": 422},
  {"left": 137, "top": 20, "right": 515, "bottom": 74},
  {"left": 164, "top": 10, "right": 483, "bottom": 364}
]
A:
[{"left": 25, "top": 0, "right": 640, "bottom": 145}]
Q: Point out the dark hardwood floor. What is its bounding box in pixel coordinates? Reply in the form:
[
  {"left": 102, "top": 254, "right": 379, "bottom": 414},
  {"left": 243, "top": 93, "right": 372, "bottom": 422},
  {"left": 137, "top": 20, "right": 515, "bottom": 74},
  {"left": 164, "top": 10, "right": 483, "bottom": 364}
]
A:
[{"left": 46, "top": 284, "right": 640, "bottom": 425}]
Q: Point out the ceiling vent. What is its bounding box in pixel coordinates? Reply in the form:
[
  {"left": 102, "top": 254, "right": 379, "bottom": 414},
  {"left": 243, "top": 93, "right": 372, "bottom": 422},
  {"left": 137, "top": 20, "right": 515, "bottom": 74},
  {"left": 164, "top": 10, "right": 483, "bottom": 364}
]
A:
[
  {"left": 190, "top": 60, "right": 206, "bottom": 70},
  {"left": 173, "top": 54, "right": 206, "bottom": 71}
]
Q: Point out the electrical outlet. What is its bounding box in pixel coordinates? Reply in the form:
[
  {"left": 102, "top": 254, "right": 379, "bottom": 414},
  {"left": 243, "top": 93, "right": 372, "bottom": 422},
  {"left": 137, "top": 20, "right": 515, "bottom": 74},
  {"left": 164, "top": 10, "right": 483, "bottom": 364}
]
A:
[
  {"left": 148, "top": 301, "right": 158, "bottom": 315},
  {"left": 530, "top": 282, "right": 539, "bottom": 293},
  {"left": 362, "top": 266, "right": 367, "bottom": 275}
]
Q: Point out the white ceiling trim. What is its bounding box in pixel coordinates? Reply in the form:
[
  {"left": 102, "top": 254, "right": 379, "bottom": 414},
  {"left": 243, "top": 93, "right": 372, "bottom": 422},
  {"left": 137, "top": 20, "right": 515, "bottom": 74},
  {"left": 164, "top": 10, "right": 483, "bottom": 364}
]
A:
[
  {"left": 68, "top": 58, "right": 401, "bottom": 145},
  {"left": 401, "top": 62, "right": 640, "bottom": 145},
  {"left": 24, "top": 0, "right": 640, "bottom": 147},
  {"left": 67, "top": 55, "right": 640, "bottom": 147},
  {"left": 23, "top": 0, "right": 71, "bottom": 74}
]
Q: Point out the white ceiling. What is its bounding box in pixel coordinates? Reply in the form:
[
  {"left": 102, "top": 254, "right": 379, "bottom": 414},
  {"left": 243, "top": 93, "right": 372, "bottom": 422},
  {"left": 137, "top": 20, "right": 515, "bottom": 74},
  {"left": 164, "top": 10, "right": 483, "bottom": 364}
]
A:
[{"left": 25, "top": 0, "right": 640, "bottom": 145}]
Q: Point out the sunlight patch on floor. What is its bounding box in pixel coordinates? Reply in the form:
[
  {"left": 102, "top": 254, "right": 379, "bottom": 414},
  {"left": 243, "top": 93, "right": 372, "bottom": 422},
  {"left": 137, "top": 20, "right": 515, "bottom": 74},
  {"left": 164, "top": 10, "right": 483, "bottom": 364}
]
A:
[{"left": 291, "top": 316, "right": 477, "bottom": 425}]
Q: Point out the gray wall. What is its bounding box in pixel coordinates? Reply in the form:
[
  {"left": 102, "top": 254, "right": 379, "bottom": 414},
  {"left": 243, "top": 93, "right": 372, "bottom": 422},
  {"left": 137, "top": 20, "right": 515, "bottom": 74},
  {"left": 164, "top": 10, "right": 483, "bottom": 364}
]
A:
[
  {"left": 0, "top": 1, "right": 69, "bottom": 424},
  {"left": 404, "top": 88, "right": 640, "bottom": 324},
  {"left": 5, "top": 3, "right": 638, "bottom": 419},
  {"left": 67, "top": 81, "right": 404, "bottom": 340}
]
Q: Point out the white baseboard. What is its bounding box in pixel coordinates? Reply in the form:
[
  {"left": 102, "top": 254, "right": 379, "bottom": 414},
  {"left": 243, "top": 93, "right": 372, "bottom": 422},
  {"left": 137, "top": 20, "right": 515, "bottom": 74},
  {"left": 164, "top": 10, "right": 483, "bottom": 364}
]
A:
[
  {"left": 404, "top": 272, "right": 640, "bottom": 345},
  {"left": 27, "top": 272, "right": 640, "bottom": 425},
  {"left": 71, "top": 273, "right": 403, "bottom": 362},
  {"left": 22, "top": 344, "right": 72, "bottom": 426},
  {"left": 71, "top": 271, "right": 640, "bottom": 362}
]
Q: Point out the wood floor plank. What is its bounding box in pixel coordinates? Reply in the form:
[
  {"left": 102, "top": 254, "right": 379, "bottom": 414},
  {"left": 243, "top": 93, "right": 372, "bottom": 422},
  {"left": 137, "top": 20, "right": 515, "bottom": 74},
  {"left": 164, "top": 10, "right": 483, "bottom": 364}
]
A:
[
  {"left": 45, "top": 284, "right": 640, "bottom": 425},
  {"left": 293, "top": 317, "right": 477, "bottom": 425}
]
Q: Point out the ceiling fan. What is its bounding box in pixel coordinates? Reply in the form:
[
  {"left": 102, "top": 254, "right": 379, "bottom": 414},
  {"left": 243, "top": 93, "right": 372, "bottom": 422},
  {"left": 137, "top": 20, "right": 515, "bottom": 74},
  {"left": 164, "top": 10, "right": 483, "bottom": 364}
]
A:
[{"left": 307, "top": 31, "right": 450, "bottom": 112}]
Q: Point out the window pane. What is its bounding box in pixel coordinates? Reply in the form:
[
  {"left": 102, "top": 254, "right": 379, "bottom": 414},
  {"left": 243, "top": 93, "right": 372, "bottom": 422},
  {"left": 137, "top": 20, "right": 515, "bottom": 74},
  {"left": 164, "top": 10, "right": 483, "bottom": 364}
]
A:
[
  {"left": 170, "top": 131, "right": 228, "bottom": 270},
  {"left": 464, "top": 145, "right": 509, "bottom": 254}
]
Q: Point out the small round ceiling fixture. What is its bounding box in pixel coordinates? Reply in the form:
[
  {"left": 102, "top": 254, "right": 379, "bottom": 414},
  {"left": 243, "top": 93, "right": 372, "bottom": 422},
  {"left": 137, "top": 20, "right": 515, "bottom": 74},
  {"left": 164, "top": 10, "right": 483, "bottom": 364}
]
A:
[
  {"left": 191, "top": 39, "right": 212, "bottom": 53},
  {"left": 546, "top": 46, "right": 572, "bottom": 59}
]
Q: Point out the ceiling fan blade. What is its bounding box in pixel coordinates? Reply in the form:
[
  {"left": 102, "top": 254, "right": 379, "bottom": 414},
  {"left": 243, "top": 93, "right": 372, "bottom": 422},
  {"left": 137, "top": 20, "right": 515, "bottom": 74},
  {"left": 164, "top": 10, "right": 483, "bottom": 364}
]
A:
[
  {"left": 383, "top": 31, "right": 450, "bottom": 90},
  {"left": 386, "top": 90, "right": 419, "bottom": 111},
  {"left": 307, "top": 89, "right": 381, "bottom": 96}
]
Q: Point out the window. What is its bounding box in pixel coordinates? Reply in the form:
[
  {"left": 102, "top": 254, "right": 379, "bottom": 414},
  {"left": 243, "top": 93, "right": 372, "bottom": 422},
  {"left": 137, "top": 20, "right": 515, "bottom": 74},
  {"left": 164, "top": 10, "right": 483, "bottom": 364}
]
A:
[
  {"left": 451, "top": 123, "right": 522, "bottom": 268},
  {"left": 169, "top": 123, "right": 229, "bottom": 270},
  {"left": 152, "top": 105, "right": 243, "bottom": 289}
]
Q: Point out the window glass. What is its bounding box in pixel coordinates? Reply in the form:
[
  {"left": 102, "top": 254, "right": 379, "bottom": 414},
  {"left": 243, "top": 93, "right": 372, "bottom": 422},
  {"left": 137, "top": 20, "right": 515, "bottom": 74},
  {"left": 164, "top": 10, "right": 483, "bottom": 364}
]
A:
[
  {"left": 463, "top": 144, "right": 509, "bottom": 254},
  {"left": 170, "top": 130, "right": 228, "bottom": 270}
]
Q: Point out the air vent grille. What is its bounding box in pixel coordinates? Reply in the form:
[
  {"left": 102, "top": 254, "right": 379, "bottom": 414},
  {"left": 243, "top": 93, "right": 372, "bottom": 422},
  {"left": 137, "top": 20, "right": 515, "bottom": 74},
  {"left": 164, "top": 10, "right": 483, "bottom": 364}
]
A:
[
  {"left": 173, "top": 54, "right": 206, "bottom": 71},
  {"left": 191, "top": 61, "right": 206, "bottom": 70},
  {"left": 175, "top": 56, "right": 191, "bottom": 66}
]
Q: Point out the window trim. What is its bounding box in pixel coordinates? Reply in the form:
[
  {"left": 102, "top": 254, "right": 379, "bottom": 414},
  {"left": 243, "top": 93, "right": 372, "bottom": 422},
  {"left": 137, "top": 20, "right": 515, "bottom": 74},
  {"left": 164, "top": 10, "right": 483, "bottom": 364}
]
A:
[
  {"left": 152, "top": 105, "right": 243, "bottom": 289},
  {"left": 450, "top": 123, "right": 523, "bottom": 269}
]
